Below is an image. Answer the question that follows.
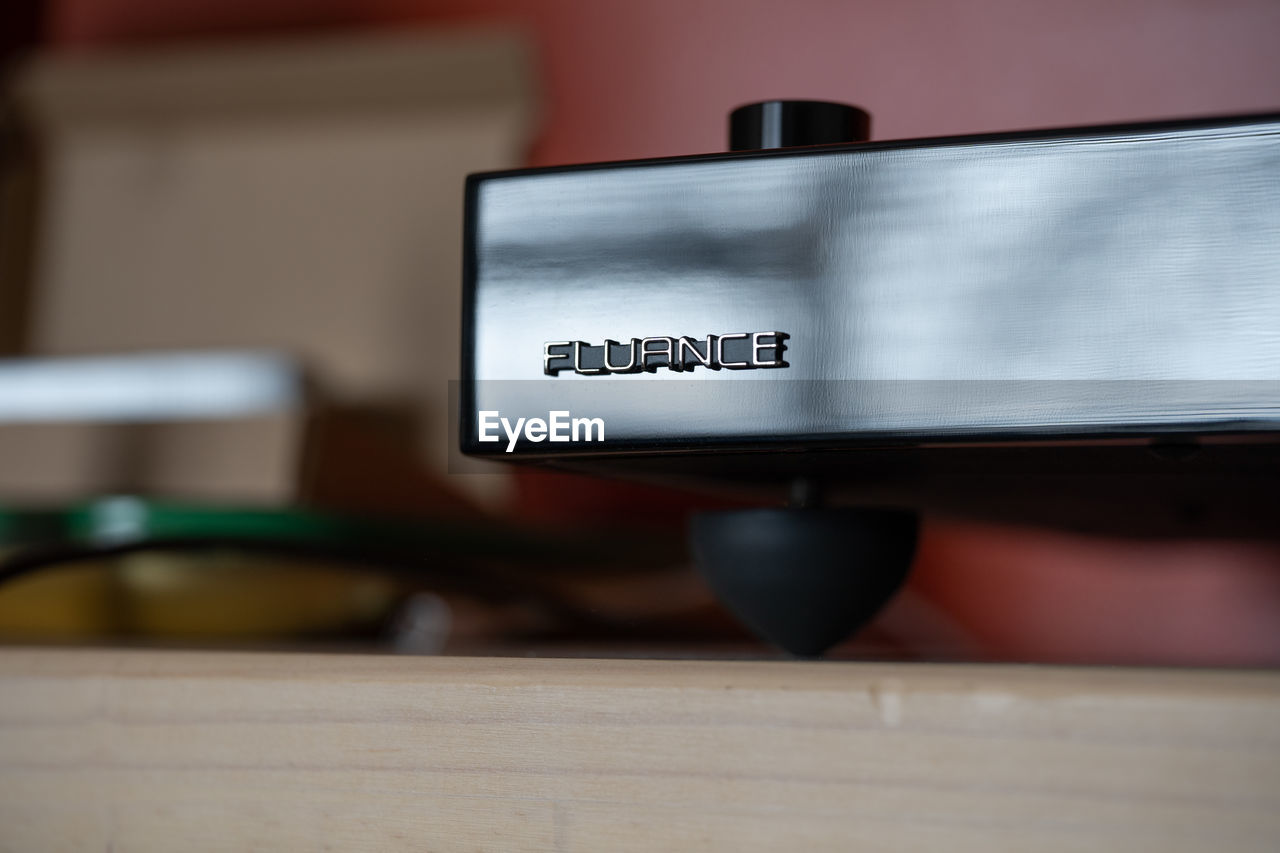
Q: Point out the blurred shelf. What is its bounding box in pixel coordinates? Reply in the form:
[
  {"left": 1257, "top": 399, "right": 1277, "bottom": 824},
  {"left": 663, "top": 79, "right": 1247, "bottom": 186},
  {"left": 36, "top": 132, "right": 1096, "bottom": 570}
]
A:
[{"left": 2, "top": 648, "right": 1279, "bottom": 851}]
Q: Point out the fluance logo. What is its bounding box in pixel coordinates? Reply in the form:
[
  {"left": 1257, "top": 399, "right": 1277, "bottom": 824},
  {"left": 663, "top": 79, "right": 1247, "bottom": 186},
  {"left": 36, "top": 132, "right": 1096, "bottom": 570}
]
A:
[
  {"left": 477, "top": 410, "right": 605, "bottom": 453},
  {"left": 544, "top": 331, "right": 788, "bottom": 376}
]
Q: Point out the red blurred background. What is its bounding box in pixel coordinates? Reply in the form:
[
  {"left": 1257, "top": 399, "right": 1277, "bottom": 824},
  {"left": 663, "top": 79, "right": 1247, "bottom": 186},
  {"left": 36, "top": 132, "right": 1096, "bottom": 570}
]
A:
[{"left": 18, "top": 0, "right": 1280, "bottom": 664}]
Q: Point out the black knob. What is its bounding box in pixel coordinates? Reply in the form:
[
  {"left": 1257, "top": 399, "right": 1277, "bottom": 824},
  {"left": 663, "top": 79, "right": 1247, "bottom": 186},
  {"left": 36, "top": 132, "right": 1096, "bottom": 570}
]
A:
[{"left": 729, "top": 100, "right": 871, "bottom": 151}]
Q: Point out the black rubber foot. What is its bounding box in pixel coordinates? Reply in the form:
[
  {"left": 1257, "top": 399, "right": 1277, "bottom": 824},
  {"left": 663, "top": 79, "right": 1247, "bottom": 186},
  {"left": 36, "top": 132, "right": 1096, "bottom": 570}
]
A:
[{"left": 690, "top": 508, "right": 919, "bottom": 658}]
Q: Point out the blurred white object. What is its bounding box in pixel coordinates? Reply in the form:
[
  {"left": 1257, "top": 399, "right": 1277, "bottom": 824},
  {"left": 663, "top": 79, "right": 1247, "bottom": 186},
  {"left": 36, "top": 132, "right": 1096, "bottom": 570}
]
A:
[
  {"left": 391, "top": 592, "right": 453, "bottom": 656},
  {"left": 0, "top": 350, "right": 302, "bottom": 422},
  {"left": 0, "top": 349, "right": 306, "bottom": 502}
]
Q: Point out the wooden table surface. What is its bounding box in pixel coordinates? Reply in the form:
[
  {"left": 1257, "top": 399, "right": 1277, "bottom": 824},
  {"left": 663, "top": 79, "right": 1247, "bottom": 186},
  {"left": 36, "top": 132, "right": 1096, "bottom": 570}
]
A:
[{"left": 2, "top": 648, "right": 1279, "bottom": 851}]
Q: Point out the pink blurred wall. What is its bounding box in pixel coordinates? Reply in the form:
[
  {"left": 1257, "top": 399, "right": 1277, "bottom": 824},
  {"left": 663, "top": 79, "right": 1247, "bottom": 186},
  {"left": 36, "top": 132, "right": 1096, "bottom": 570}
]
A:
[
  {"left": 40, "top": 0, "right": 1280, "bottom": 664},
  {"left": 49, "top": 0, "right": 1280, "bottom": 166}
]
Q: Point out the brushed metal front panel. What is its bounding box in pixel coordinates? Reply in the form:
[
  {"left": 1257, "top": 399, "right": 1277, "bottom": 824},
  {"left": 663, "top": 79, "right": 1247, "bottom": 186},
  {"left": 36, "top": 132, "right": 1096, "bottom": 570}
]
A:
[{"left": 463, "top": 116, "right": 1280, "bottom": 454}]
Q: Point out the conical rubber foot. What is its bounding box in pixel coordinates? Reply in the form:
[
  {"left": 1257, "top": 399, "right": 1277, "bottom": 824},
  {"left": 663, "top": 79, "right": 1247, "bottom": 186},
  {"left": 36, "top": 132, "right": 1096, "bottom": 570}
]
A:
[{"left": 690, "top": 508, "right": 919, "bottom": 657}]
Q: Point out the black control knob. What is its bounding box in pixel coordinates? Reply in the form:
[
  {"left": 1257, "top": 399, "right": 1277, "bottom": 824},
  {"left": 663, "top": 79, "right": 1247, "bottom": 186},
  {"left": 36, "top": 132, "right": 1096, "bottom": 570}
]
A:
[{"left": 729, "top": 100, "right": 871, "bottom": 151}]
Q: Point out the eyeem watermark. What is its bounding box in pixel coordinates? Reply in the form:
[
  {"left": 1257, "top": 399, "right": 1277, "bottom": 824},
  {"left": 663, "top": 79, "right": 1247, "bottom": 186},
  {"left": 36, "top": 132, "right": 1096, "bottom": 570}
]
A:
[{"left": 477, "top": 410, "right": 605, "bottom": 452}]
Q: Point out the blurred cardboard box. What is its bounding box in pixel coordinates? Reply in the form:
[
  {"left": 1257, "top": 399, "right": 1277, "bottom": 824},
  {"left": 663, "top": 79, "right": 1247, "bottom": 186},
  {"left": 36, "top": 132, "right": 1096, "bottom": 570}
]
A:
[
  {"left": 3, "top": 28, "right": 536, "bottom": 506},
  {"left": 0, "top": 417, "right": 302, "bottom": 503}
]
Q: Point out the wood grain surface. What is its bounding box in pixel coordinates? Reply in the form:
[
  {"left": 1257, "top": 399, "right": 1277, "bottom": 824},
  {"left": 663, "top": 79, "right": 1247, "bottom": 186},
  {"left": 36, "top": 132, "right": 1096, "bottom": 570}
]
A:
[{"left": 2, "top": 649, "right": 1278, "bottom": 851}]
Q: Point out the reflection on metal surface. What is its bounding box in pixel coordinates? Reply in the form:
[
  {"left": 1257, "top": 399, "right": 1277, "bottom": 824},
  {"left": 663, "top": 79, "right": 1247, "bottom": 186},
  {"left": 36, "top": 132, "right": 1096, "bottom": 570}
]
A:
[
  {"left": 465, "top": 115, "right": 1280, "bottom": 453},
  {"left": 462, "top": 380, "right": 1280, "bottom": 453}
]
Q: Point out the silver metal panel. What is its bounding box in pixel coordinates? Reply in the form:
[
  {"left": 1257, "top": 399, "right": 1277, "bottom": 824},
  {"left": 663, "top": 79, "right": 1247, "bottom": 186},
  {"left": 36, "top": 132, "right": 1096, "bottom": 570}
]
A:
[{"left": 464, "top": 116, "right": 1280, "bottom": 452}]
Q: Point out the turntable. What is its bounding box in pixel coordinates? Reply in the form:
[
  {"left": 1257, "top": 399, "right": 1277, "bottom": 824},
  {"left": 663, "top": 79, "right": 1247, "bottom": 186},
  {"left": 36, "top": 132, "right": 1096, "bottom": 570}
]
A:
[{"left": 461, "top": 101, "right": 1280, "bottom": 655}]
